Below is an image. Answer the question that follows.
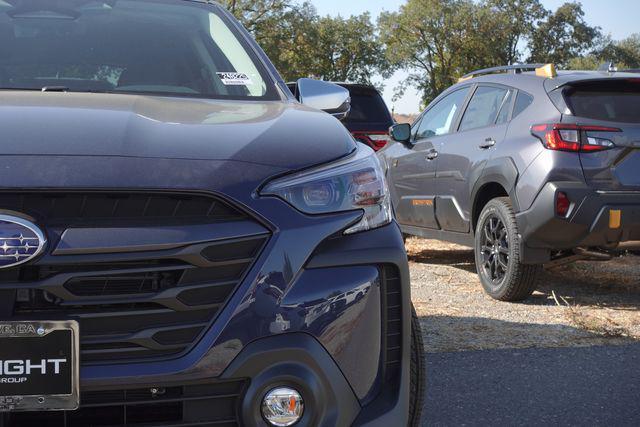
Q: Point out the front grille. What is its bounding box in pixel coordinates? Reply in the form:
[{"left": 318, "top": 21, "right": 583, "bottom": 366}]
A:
[
  {"left": 381, "top": 265, "right": 402, "bottom": 382},
  {"left": 0, "top": 191, "right": 268, "bottom": 365},
  {"left": 0, "top": 191, "right": 246, "bottom": 225},
  {"left": 5, "top": 380, "right": 247, "bottom": 427},
  {"left": 12, "top": 235, "right": 266, "bottom": 364}
]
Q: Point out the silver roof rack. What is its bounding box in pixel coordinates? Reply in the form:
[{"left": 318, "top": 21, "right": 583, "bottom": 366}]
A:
[{"left": 459, "top": 64, "right": 549, "bottom": 82}]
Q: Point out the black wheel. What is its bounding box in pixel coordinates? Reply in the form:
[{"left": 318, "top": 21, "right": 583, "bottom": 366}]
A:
[
  {"left": 474, "top": 197, "right": 541, "bottom": 301},
  {"left": 408, "top": 305, "right": 426, "bottom": 426}
]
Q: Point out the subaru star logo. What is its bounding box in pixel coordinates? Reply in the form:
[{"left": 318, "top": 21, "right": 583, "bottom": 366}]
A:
[{"left": 0, "top": 215, "right": 46, "bottom": 269}]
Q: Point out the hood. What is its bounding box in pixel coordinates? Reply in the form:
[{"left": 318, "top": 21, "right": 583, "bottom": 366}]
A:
[{"left": 0, "top": 91, "right": 356, "bottom": 171}]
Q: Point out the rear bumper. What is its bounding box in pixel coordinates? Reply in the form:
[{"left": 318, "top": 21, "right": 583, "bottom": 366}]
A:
[{"left": 516, "top": 182, "right": 640, "bottom": 262}]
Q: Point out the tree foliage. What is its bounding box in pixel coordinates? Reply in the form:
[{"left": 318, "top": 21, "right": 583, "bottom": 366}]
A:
[
  {"left": 220, "top": 0, "right": 387, "bottom": 84},
  {"left": 527, "top": 2, "right": 600, "bottom": 67},
  {"left": 379, "top": 0, "right": 601, "bottom": 105},
  {"left": 221, "top": 0, "right": 614, "bottom": 107}
]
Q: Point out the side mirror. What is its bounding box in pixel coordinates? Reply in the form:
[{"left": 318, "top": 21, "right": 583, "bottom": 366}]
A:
[
  {"left": 296, "top": 78, "right": 351, "bottom": 121},
  {"left": 390, "top": 123, "right": 412, "bottom": 144}
]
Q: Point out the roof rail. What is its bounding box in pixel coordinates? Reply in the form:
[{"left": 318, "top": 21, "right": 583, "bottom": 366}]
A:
[{"left": 458, "top": 63, "right": 553, "bottom": 82}]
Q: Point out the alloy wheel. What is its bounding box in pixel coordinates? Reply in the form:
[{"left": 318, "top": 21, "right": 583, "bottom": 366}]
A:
[{"left": 480, "top": 214, "right": 510, "bottom": 285}]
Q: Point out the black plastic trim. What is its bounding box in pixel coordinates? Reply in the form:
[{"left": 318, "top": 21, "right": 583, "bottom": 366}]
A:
[{"left": 221, "top": 333, "right": 361, "bottom": 427}]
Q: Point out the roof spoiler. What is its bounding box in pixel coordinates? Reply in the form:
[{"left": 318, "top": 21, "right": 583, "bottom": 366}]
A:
[{"left": 458, "top": 63, "right": 557, "bottom": 83}]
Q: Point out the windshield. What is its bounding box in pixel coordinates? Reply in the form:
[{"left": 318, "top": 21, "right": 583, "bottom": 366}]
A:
[{"left": 0, "top": 0, "right": 278, "bottom": 100}]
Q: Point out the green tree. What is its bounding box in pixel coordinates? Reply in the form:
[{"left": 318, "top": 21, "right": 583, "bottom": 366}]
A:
[
  {"left": 379, "top": 0, "right": 488, "bottom": 104},
  {"left": 252, "top": 3, "right": 321, "bottom": 81},
  {"left": 310, "top": 13, "right": 389, "bottom": 83},
  {"left": 594, "top": 34, "right": 640, "bottom": 69},
  {"left": 220, "top": 1, "right": 388, "bottom": 84},
  {"left": 221, "top": 0, "right": 290, "bottom": 33},
  {"left": 484, "top": 0, "right": 547, "bottom": 64},
  {"left": 566, "top": 55, "right": 600, "bottom": 70},
  {"left": 380, "top": 0, "right": 601, "bottom": 105},
  {"left": 528, "top": 2, "right": 601, "bottom": 67}
]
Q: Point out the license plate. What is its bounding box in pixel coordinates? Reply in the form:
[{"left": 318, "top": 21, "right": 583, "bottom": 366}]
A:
[{"left": 0, "top": 321, "right": 79, "bottom": 412}]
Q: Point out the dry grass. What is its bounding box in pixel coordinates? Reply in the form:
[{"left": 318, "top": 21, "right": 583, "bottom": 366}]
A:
[{"left": 407, "top": 238, "right": 640, "bottom": 353}]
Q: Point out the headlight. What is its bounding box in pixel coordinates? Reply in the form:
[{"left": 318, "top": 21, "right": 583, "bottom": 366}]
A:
[{"left": 262, "top": 146, "right": 392, "bottom": 234}]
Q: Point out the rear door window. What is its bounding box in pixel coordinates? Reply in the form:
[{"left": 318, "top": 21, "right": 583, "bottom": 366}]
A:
[
  {"left": 459, "top": 86, "right": 510, "bottom": 132},
  {"left": 564, "top": 80, "right": 640, "bottom": 123}
]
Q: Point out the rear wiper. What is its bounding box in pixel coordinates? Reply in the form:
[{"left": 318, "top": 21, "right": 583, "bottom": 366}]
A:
[{"left": 41, "top": 86, "right": 69, "bottom": 92}]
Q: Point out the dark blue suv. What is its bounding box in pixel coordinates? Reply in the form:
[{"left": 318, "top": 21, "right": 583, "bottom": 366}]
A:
[{"left": 0, "top": 0, "right": 424, "bottom": 425}]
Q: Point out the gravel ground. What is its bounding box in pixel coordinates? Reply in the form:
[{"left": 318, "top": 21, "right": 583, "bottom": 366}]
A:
[{"left": 408, "top": 238, "right": 640, "bottom": 353}]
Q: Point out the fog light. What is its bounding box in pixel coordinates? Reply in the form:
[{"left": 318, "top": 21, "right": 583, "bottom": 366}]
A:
[{"left": 261, "top": 387, "right": 304, "bottom": 427}]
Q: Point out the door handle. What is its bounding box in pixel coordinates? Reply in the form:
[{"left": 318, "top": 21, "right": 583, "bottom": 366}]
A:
[
  {"left": 426, "top": 150, "right": 438, "bottom": 161},
  {"left": 479, "top": 138, "right": 496, "bottom": 149}
]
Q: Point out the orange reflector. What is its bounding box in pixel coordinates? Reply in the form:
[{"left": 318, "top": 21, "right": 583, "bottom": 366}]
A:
[
  {"left": 609, "top": 210, "right": 621, "bottom": 229},
  {"left": 412, "top": 199, "right": 433, "bottom": 207}
]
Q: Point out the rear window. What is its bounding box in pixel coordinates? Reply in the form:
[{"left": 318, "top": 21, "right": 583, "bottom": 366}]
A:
[
  {"left": 564, "top": 80, "right": 640, "bottom": 123},
  {"left": 346, "top": 90, "right": 392, "bottom": 124}
]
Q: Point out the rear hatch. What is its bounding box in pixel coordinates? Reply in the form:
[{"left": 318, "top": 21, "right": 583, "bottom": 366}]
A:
[
  {"left": 560, "top": 78, "right": 640, "bottom": 190},
  {"left": 340, "top": 85, "right": 394, "bottom": 151}
]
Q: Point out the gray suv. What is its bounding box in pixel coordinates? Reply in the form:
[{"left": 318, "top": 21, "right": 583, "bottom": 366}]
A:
[{"left": 381, "top": 64, "right": 640, "bottom": 301}]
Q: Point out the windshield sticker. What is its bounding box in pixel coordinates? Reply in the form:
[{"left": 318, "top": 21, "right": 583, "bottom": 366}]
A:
[{"left": 217, "top": 72, "right": 253, "bottom": 86}]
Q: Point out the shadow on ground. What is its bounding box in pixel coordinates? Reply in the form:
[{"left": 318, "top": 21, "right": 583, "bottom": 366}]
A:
[
  {"left": 408, "top": 238, "right": 640, "bottom": 312},
  {"left": 408, "top": 248, "right": 476, "bottom": 274},
  {"left": 407, "top": 237, "right": 640, "bottom": 346},
  {"left": 417, "top": 314, "right": 635, "bottom": 354}
]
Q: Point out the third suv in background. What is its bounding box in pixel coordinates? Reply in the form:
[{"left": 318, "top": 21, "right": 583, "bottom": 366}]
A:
[
  {"left": 289, "top": 82, "right": 395, "bottom": 151},
  {"left": 382, "top": 63, "right": 640, "bottom": 301}
]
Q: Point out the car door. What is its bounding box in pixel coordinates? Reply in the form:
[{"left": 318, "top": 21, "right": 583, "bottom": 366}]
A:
[
  {"left": 387, "top": 87, "right": 471, "bottom": 230},
  {"left": 434, "top": 84, "right": 515, "bottom": 233}
]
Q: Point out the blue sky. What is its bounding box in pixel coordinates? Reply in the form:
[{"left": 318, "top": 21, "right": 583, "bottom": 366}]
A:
[{"left": 309, "top": 0, "right": 640, "bottom": 114}]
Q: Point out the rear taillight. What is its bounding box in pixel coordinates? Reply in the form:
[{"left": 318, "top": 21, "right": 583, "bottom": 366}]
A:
[
  {"left": 352, "top": 132, "right": 391, "bottom": 151},
  {"left": 531, "top": 124, "right": 621, "bottom": 153}
]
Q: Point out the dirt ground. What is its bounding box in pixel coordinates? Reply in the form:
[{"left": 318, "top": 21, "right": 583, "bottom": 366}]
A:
[{"left": 408, "top": 238, "right": 640, "bottom": 353}]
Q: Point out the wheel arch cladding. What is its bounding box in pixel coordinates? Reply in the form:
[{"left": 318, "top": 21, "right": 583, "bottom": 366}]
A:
[{"left": 471, "top": 157, "right": 520, "bottom": 231}]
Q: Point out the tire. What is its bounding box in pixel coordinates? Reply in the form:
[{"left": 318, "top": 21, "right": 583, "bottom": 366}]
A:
[
  {"left": 408, "top": 305, "right": 426, "bottom": 426},
  {"left": 474, "top": 197, "right": 541, "bottom": 302}
]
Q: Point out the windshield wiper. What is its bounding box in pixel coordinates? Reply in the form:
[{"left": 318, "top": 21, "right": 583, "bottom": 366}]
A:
[{"left": 0, "top": 86, "right": 70, "bottom": 92}]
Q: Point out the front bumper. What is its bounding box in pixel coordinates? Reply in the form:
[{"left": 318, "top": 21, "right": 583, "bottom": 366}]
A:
[
  {"left": 4, "top": 220, "right": 411, "bottom": 426},
  {"left": 516, "top": 182, "right": 640, "bottom": 262},
  {"left": 0, "top": 154, "right": 412, "bottom": 426}
]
